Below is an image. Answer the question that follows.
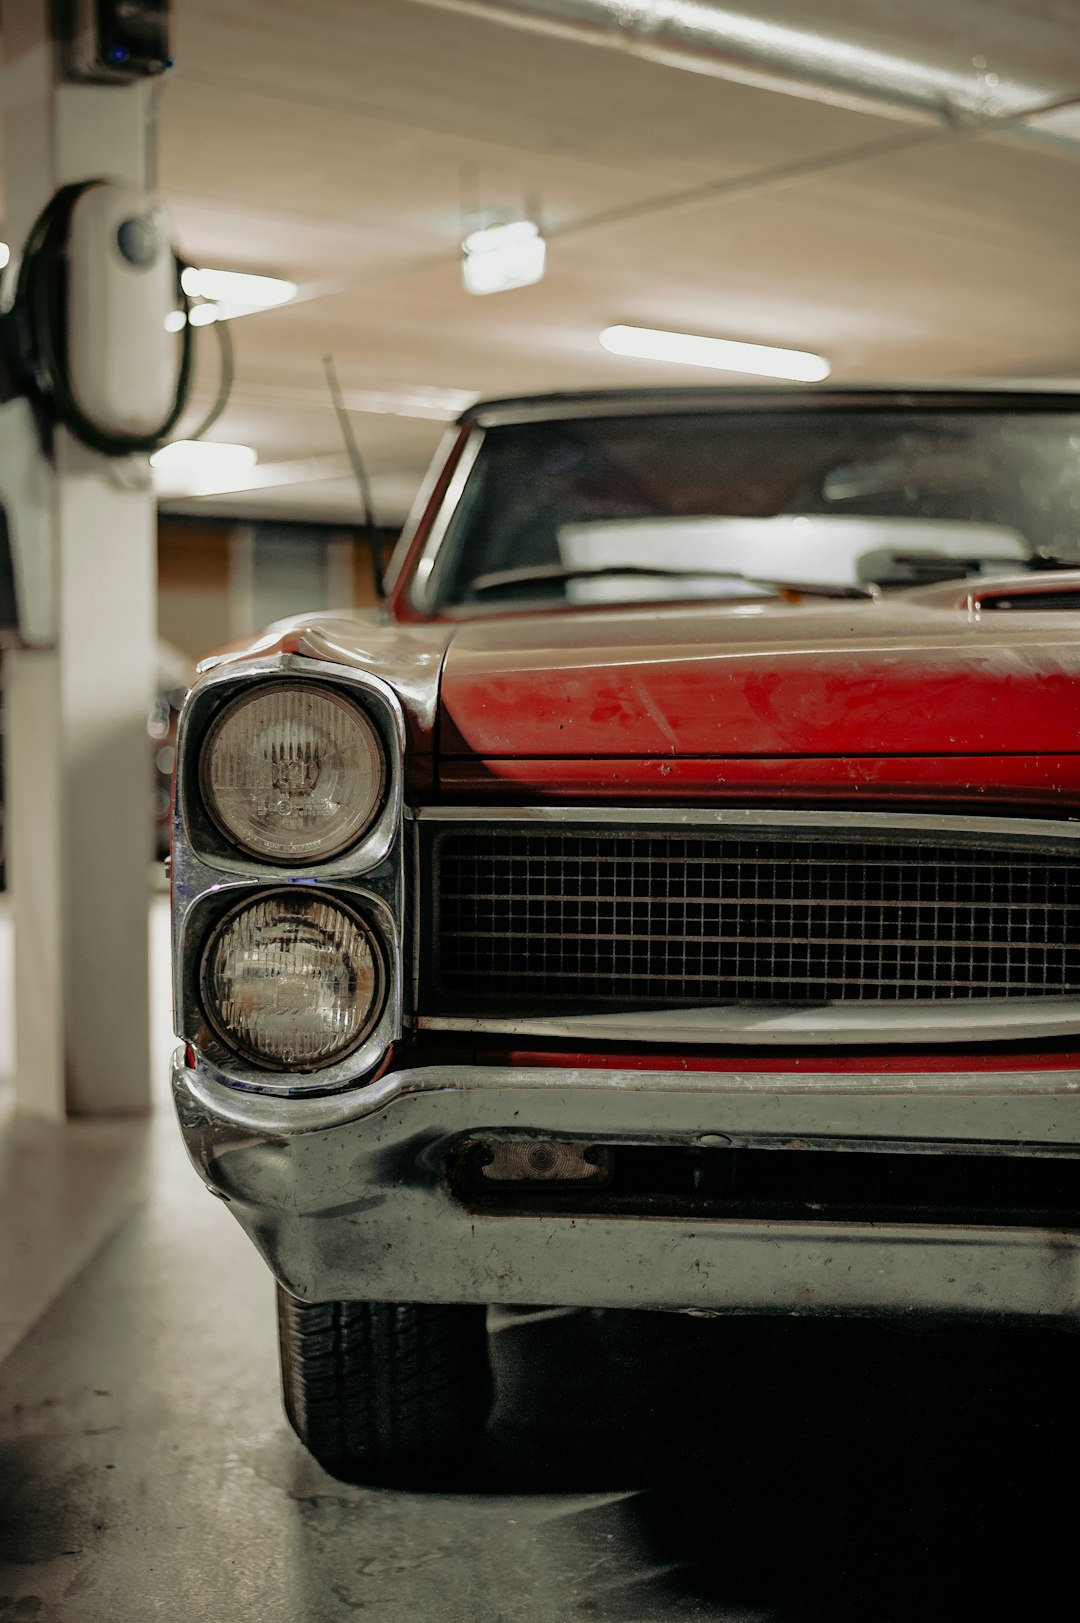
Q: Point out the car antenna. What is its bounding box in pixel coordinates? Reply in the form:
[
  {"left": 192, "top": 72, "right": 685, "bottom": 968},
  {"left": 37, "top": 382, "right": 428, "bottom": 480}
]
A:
[{"left": 322, "top": 354, "right": 385, "bottom": 600}]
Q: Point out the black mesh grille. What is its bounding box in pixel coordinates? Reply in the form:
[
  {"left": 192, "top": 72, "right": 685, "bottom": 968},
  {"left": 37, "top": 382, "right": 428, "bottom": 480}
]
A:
[
  {"left": 427, "top": 826, "right": 1080, "bottom": 1009},
  {"left": 981, "top": 591, "right": 1080, "bottom": 611}
]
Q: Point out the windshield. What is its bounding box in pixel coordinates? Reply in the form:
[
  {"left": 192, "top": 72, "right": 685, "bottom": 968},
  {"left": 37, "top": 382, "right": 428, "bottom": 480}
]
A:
[{"left": 422, "top": 407, "right": 1080, "bottom": 612}]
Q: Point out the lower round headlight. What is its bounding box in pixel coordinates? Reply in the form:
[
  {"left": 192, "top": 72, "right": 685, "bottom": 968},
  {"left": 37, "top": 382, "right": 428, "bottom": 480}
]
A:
[{"left": 201, "top": 891, "right": 384, "bottom": 1070}]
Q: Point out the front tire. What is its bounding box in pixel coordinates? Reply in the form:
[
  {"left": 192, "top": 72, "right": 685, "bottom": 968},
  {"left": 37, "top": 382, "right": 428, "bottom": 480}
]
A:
[{"left": 276, "top": 1288, "right": 494, "bottom": 1484}]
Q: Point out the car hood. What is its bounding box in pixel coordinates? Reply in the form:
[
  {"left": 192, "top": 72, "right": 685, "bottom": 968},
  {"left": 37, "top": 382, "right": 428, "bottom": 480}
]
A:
[{"left": 437, "top": 590, "right": 1080, "bottom": 758}]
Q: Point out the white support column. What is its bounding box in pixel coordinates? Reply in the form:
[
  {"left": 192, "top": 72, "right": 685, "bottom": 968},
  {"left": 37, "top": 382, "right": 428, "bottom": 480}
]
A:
[{"left": 2, "top": 5, "right": 157, "bottom": 1116}]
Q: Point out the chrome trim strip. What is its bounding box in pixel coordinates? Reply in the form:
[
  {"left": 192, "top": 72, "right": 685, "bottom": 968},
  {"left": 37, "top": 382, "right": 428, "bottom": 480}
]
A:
[
  {"left": 464, "top": 386, "right": 1080, "bottom": 428},
  {"left": 412, "top": 804, "right": 1080, "bottom": 844},
  {"left": 419, "top": 997, "right": 1080, "bottom": 1046},
  {"left": 174, "top": 1052, "right": 1080, "bottom": 1143},
  {"left": 408, "top": 428, "right": 484, "bottom": 614},
  {"left": 381, "top": 427, "right": 459, "bottom": 596}
]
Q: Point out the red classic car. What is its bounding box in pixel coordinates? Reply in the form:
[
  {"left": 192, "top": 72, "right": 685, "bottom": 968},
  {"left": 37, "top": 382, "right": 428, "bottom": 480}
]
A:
[{"left": 172, "top": 386, "right": 1080, "bottom": 1482}]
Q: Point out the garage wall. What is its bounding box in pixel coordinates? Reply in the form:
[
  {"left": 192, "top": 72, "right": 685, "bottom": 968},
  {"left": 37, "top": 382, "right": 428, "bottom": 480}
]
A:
[
  {"left": 157, "top": 515, "right": 385, "bottom": 664},
  {"left": 157, "top": 519, "right": 234, "bottom": 663}
]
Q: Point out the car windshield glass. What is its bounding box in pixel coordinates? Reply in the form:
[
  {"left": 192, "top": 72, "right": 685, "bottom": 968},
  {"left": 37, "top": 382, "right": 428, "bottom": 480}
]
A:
[{"left": 423, "top": 407, "right": 1080, "bottom": 611}]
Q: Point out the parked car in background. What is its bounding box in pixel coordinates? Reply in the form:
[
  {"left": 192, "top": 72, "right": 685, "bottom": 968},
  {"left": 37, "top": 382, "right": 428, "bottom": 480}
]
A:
[
  {"left": 171, "top": 386, "right": 1080, "bottom": 1481},
  {"left": 150, "top": 641, "right": 191, "bottom": 862}
]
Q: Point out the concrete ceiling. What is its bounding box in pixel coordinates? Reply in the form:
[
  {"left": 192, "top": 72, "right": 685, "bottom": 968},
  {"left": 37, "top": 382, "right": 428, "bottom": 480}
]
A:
[{"left": 27, "top": 2, "right": 1080, "bottom": 520}]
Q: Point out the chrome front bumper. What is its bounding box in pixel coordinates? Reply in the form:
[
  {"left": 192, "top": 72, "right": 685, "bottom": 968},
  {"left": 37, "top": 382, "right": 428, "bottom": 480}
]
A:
[{"left": 173, "top": 1053, "right": 1080, "bottom": 1326}]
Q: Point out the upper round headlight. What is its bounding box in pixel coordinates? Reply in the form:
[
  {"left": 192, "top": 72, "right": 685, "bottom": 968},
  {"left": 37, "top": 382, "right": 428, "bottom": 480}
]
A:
[
  {"left": 201, "top": 890, "right": 384, "bottom": 1069},
  {"left": 200, "top": 683, "right": 385, "bottom": 862}
]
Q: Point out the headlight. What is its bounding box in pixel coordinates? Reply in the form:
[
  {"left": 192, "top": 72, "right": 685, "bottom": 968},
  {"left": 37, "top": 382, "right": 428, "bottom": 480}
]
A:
[
  {"left": 200, "top": 683, "right": 385, "bottom": 862},
  {"left": 201, "top": 891, "right": 384, "bottom": 1069}
]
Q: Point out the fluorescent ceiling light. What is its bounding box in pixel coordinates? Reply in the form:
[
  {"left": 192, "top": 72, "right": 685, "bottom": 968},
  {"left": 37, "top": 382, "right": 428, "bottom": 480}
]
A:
[
  {"left": 150, "top": 440, "right": 258, "bottom": 475},
  {"left": 599, "top": 324, "right": 830, "bottom": 382},
  {"left": 167, "top": 301, "right": 264, "bottom": 329},
  {"left": 462, "top": 219, "right": 540, "bottom": 255},
  {"left": 462, "top": 219, "right": 545, "bottom": 296},
  {"left": 180, "top": 266, "right": 297, "bottom": 309}
]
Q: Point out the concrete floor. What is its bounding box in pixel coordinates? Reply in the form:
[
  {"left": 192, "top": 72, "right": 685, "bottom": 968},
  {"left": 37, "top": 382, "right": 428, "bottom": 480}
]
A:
[{"left": 0, "top": 899, "right": 1076, "bottom": 1620}]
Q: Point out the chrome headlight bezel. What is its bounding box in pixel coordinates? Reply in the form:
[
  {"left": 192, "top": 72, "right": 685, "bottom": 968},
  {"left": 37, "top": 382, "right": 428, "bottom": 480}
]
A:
[
  {"left": 171, "top": 654, "right": 408, "bottom": 1097},
  {"left": 175, "top": 656, "right": 405, "bottom": 883},
  {"left": 178, "top": 880, "right": 402, "bottom": 1095}
]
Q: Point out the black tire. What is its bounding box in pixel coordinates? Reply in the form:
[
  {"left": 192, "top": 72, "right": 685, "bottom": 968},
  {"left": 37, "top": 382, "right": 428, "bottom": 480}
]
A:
[{"left": 276, "top": 1287, "right": 494, "bottom": 1484}]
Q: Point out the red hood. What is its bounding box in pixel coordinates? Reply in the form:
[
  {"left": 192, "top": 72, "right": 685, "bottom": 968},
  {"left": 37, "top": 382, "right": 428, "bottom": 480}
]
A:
[
  {"left": 194, "top": 590, "right": 1080, "bottom": 806},
  {"left": 438, "top": 592, "right": 1080, "bottom": 758}
]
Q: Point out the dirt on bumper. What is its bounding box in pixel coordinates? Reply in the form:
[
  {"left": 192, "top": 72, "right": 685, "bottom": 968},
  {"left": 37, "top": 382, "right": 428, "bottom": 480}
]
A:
[{"left": 173, "top": 1054, "right": 1080, "bottom": 1326}]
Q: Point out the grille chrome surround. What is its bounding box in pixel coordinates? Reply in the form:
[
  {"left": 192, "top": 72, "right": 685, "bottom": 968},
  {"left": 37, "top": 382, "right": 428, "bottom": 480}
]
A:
[{"left": 418, "top": 810, "right": 1080, "bottom": 1030}]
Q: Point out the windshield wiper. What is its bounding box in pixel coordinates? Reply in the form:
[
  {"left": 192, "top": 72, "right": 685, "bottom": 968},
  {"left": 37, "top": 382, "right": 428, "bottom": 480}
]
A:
[
  {"left": 466, "top": 564, "right": 876, "bottom": 601},
  {"left": 1026, "top": 552, "right": 1080, "bottom": 572}
]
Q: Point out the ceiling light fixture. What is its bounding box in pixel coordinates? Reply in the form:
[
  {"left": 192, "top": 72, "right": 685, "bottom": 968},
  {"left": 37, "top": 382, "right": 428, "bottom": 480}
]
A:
[
  {"left": 180, "top": 267, "right": 297, "bottom": 309},
  {"left": 150, "top": 440, "right": 258, "bottom": 476},
  {"left": 599, "top": 323, "right": 830, "bottom": 382},
  {"left": 462, "top": 219, "right": 546, "bottom": 296},
  {"left": 0, "top": 242, "right": 10, "bottom": 270}
]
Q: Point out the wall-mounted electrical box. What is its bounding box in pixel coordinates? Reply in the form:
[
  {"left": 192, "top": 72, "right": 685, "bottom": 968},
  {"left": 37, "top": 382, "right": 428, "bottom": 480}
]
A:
[
  {"left": 65, "top": 0, "right": 171, "bottom": 83},
  {"left": 67, "top": 182, "right": 178, "bottom": 435}
]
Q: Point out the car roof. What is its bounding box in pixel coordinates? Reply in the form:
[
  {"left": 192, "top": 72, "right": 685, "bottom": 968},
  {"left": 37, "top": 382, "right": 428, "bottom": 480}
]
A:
[{"left": 459, "top": 382, "right": 1080, "bottom": 428}]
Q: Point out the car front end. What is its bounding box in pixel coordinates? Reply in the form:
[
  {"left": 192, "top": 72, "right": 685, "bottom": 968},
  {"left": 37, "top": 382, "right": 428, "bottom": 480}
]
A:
[
  {"left": 171, "top": 385, "right": 1080, "bottom": 1478},
  {"left": 172, "top": 645, "right": 1080, "bottom": 1329}
]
